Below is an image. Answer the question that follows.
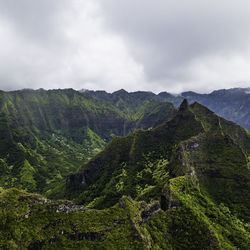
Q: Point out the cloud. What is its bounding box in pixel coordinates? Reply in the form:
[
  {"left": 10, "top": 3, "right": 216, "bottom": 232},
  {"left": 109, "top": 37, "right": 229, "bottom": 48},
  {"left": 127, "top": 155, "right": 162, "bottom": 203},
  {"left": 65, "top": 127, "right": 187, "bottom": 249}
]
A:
[
  {"left": 0, "top": 0, "right": 250, "bottom": 93},
  {"left": 0, "top": 0, "right": 147, "bottom": 92},
  {"left": 98, "top": 0, "right": 250, "bottom": 92}
]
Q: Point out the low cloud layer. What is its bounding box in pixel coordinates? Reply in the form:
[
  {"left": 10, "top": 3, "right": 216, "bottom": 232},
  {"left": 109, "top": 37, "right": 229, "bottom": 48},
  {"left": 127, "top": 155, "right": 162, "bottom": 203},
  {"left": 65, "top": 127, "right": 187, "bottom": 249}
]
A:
[{"left": 0, "top": 0, "right": 250, "bottom": 93}]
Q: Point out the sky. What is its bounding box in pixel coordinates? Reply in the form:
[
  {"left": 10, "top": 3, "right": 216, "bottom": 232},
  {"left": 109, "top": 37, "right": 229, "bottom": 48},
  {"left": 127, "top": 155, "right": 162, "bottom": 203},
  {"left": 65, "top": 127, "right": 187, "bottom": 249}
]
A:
[{"left": 0, "top": 0, "right": 250, "bottom": 94}]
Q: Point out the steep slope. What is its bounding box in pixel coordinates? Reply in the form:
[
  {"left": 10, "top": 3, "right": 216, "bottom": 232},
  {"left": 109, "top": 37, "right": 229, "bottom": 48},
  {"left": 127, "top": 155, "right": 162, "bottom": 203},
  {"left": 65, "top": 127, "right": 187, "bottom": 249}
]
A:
[
  {"left": 66, "top": 100, "right": 203, "bottom": 206},
  {"left": 67, "top": 100, "right": 249, "bottom": 219},
  {"left": 0, "top": 100, "right": 249, "bottom": 249},
  {"left": 190, "top": 101, "right": 250, "bottom": 154},
  {"left": 0, "top": 89, "right": 176, "bottom": 196}
]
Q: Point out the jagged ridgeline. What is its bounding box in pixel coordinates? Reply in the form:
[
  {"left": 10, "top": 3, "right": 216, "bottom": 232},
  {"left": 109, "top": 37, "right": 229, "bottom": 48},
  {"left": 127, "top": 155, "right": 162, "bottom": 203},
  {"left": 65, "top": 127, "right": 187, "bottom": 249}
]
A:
[
  {"left": 0, "top": 89, "right": 176, "bottom": 196},
  {"left": 85, "top": 87, "right": 250, "bottom": 131},
  {"left": 0, "top": 96, "right": 249, "bottom": 249},
  {"left": 63, "top": 99, "right": 249, "bottom": 248}
]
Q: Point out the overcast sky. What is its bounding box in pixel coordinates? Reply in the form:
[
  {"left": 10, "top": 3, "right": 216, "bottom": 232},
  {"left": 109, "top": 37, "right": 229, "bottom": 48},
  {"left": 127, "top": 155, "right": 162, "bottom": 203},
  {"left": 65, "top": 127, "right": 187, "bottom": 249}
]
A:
[{"left": 0, "top": 0, "right": 250, "bottom": 93}]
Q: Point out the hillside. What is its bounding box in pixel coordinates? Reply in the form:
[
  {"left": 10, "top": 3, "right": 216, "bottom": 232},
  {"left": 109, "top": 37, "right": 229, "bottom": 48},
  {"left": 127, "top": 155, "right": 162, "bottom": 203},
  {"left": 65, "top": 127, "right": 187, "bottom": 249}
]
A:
[
  {"left": 67, "top": 100, "right": 250, "bottom": 218},
  {"left": 0, "top": 100, "right": 249, "bottom": 249},
  {"left": 0, "top": 89, "right": 176, "bottom": 197}
]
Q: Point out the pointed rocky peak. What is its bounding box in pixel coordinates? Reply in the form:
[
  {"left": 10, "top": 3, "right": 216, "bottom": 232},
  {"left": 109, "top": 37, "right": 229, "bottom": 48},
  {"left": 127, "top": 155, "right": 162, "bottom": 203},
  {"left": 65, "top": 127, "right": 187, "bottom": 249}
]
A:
[{"left": 179, "top": 98, "right": 189, "bottom": 112}]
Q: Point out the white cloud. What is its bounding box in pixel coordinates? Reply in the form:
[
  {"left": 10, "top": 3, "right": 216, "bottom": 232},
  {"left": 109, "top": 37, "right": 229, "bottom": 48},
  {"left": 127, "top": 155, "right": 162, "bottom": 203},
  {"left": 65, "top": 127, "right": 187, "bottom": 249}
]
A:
[
  {"left": 0, "top": 0, "right": 250, "bottom": 93},
  {"left": 98, "top": 0, "right": 250, "bottom": 92},
  {"left": 0, "top": 0, "right": 147, "bottom": 92}
]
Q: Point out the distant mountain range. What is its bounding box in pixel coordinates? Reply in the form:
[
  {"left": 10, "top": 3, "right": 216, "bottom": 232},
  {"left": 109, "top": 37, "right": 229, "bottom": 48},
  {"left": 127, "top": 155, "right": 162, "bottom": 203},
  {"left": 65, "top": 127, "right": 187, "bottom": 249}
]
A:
[{"left": 82, "top": 87, "right": 250, "bottom": 131}]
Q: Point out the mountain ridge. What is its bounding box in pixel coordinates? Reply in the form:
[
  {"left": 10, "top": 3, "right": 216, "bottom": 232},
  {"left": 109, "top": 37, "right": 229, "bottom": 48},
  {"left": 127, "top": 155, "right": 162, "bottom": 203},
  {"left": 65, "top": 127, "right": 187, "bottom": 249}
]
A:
[
  {"left": 66, "top": 100, "right": 249, "bottom": 220},
  {"left": 82, "top": 87, "right": 250, "bottom": 130},
  {"left": 0, "top": 99, "right": 249, "bottom": 249}
]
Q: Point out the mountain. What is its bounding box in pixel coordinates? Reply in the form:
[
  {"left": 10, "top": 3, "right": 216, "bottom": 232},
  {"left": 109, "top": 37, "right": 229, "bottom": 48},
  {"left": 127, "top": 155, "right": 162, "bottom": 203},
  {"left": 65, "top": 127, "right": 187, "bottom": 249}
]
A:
[
  {"left": 67, "top": 100, "right": 250, "bottom": 217},
  {"left": 181, "top": 88, "right": 250, "bottom": 131},
  {"left": 0, "top": 88, "right": 176, "bottom": 197},
  {"left": 0, "top": 100, "right": 249, "bottom": 249},
  {"left": 84, "top": 87, "right": 250, "bottom": 131}
]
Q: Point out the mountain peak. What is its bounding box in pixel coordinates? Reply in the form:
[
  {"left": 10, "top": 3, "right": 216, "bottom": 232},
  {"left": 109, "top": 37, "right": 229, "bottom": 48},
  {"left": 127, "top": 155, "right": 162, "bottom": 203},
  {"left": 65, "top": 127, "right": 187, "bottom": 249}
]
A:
[{"left": 179, "top": 98, "right": 189, "bottom": 111}]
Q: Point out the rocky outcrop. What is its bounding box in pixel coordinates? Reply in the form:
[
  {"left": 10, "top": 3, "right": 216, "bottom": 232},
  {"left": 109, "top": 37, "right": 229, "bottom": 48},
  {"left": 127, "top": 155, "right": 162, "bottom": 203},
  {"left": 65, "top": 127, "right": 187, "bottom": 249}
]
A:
[
  {"left": 54, "top": 201, "right": 87, "bottom": 213},
  {"left": 17, "top": 193, "right": 88, "bottom": 220},
  {"left": 179, "top": 98, "right": 189, "bottom": 111},
  {"left": 161, "top": 184, "right": 181, "bottom": 211},
  {"left": 141, "top": 201, "right": 161, "bottom": 222}
]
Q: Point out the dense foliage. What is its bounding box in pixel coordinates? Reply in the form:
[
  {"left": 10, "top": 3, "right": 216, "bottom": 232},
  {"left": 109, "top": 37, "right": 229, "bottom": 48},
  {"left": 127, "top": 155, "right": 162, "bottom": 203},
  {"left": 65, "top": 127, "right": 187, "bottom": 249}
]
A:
[
  {"left": 0, "top": 89, "right": 176, "bottom": 196},
  {"left": 64, "top": 99, "right": 249, "bottom": 248},
  {"left": 0, "top": 88, "right": 249, "bottom": 249}
]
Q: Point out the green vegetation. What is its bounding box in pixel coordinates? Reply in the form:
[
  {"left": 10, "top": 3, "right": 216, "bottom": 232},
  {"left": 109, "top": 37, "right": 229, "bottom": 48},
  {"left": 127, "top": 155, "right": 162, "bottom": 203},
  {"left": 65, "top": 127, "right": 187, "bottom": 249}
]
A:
[
  {"left": 64, "top": 99, "right": 249, "bottom": 248},
  {"left": 0, "top": 188, "right": 147, "bottom": 249},
  {"left": 181, "top": 88, "right": 250, "bottom": 131},
  {"left": 146, "top": 176, "right": 249, "bottom": 249},
  {"left": 0, "top": 89, "right": 176, "bottom": 196},
  {"left": 0, "top": 89, "right": 249, "bottom": 249},
  {"left": 86, "top": 87, "right": 250, "bottom": 131}
]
